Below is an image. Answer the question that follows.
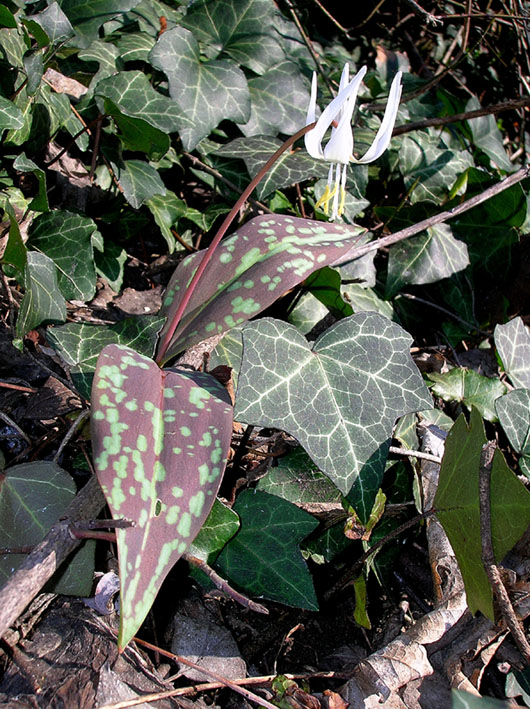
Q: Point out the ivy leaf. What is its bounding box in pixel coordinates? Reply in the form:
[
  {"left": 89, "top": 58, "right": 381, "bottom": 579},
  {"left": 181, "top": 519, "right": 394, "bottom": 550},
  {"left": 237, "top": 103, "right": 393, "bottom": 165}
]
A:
[
  {"left": 95, "top": 70, "right": 187, "bottom": 135},
  {"left": 91, "top": 344, "right": 233, "bottom": 649},
  {"left": 428, "top": 368, "right": 507, "bottom": 422},
  {"left": 215, "top": 136, "right": 327, "bottom": 200},
  {"left": 304, "top": 266, "right": 353, "bottom": 319},
  {"left": 0, "top": 96, "right": 24, "bottom": 131},
  {"left": 113, "top": 160, "right": 167, "bottom": 209},
  {"left": 149, "top": 27, "right": 250, "bottom": 150},
  {"left": 16, "top": 251, "right": 66, "bottom": 340},
  {"left": 13, "top": 153, "right": 49, "bottom": 212},
  {"left": 386, "top": 223, "right": 469, "bottom": 297},
  {"left": 466, "top": 96, "right": 513, "bottom": 172},
  {"left": 495, "top": 389, "right": 530, "bottom": 478},
  {"left": 1, "top": 200, "right": 27, "bottom": 272},
  {"left": 0, "top": 461, "right": 95, "bottom": 595},
  {"left": 59, "top": 0, "right": 142, "bottom": 48},
  {"left": 494, "top": 317, "right": 530, "bottom": 389},
  {"left": 239, "top": 62, "right": 311, "bottom": 137},
  {"left": 399, "top": 130, "right": 474, "bottom": 203},
  {"left": 188, "top": 498, "right": 239, "bottom": 564},
  {"left": 215, "top": 489, "right": 318, "bottom": 610},
  {"left": 103, "top": 99, "right": 170, "bottom": 160},
  {"left": 47, "top": 316, "right": 165, "bottom": 399},
  {"left": 235, "top": 314, "right": 431, "bottom": 517},
  {"left": 27, "top": 211, "right": 98, "bottom": 301},
  {"left": 434, "top": 408, "right": 530, "bottom": 618},
  {"left": 182, "top": 0, "right": 285, "bottom": 74},
  {"left": 25, "top": 2, "right": 75, "bottom": 45},
  {"left": 158, "top": 215, "right": 365, "bottom": 361}
]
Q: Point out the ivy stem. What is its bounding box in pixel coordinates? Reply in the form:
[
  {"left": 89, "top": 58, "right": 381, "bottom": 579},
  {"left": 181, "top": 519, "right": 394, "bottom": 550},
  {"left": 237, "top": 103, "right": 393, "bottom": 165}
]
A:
[{"left": 156, "top": 122, "right": 316, "bottom": 365}]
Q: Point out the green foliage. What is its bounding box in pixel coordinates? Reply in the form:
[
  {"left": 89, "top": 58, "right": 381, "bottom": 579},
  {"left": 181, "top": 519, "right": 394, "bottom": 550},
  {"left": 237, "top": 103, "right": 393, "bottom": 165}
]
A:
[{"left": 1, "top": 0, "right": 529, "bottom": 669}]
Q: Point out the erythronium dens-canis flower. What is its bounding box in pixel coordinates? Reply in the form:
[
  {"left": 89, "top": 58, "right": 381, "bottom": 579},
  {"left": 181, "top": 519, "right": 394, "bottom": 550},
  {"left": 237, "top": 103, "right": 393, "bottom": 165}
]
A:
[{"left": 305, "top": 64, "right": 403, "bottom": 220}]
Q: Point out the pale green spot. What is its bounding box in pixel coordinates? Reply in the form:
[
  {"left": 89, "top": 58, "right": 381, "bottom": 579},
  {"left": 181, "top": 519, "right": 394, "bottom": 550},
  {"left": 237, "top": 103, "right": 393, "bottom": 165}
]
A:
[
  {"left": 244, "top": 280, "right": 254, "bottom": 289},
  {"left": 111, "top": 479, "right": 126, "bottom": 511},
  {"left": 93, "top": 410, "right": 104, "bottom": 420},
  {"left": 138, "top": 509, "right": 148, "bottom": 527},
  {"left": 125, "top": 400, "right": 138, "bottom": 411},
  {"left": 260, "top": 274, "right": 271, "bottom": 283},
  {"left": 154, "top": 460, "right": 166, "bottom": 482},
  {"left": 129, "top": 486, "right": 136, "bottom": 495},
  {"left": 231, "top": 296, "right": 260, "bottom": 315},
  {"left": 224, "top": 314, "right": 236, "bottom": 328},
  {"left": 205, "top": 321, "right": 216, "bottom": 332},
  {"left": 189, "top": 491, "right": 205, "bottom": 517},
  {"left": 199, "top": 432, "right": 212, "bottom": 447},
  {"left": 136, "top": 434, "right": 147, "bottom": 452},
  {"left": 210, "top": 445, "right": 222, "bottom": 464},
  {"left": 113, "top": 455, "right": 129, "bottom": 479},
  {"left": 177, "top": 512, "right": 192, "bottom": 537},
  {"left": 198, "top": 463, "right": 209, "bottom": 485},
  {"left": 317, "top": 253, "right": 327, "bottom": 263},
  {"left": 172, "top": 446, "right": 182, "bottom": 454},
  {"left": 219, "top": 252, "right": 233, "bottom": 263},
  {"left": 180, "top": 426, "right": 191, "bottom": 437},
  {"left": 144, "top": 401, "right": 155, "bottom": 412},
  {"left": 189, "top": 388, "right": 210, "bottom": 409},
  {"left": 163, "top": 388, "right": 175, "bottom": 398},
  {"left": 172, "top": 486, "right": 184, "bottom": 498},
  {"left": 105, "top": 407, "right": 120, "bottom": 425},
  {"left": 178, "top": 541, "right": 187, "bottom": 553},
  {"left": 166, "top": 505, "right": 181, "bottom": 524}
]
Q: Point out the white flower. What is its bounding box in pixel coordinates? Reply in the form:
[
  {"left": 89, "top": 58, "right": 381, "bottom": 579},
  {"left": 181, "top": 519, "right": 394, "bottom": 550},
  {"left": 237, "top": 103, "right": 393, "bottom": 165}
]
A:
[{"left": 305, "top": 64, "right": 402, "bottom": 220}]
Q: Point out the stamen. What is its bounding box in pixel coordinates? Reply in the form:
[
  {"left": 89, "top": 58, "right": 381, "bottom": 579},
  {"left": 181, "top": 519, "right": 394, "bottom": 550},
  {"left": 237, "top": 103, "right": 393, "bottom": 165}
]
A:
[
  {"left": 338, "top": 186, "right": 346, "bottom": 217},
  {"left": 315, "top": 182, "right": 338, "bottom": 215}
]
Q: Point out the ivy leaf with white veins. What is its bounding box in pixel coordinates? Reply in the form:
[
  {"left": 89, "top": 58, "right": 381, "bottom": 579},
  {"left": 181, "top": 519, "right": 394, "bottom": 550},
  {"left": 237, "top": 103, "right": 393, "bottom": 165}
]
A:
[
  {"left": 496, "top": 389, "right": 530, "bottom": 478},
  {"left": 216, "top": 490, "right": 319, "bottom": 610},
  {"left": 16, "top": 251, "right": 66, "bottom": 340},
  {"left": 239, "top": 61, "right": 311, "bottom": 137},
  {"left": 157, "top": 215, "right": 365, "bottom": 363},
  {"left": 91, "top": 344, "right": 233, "bottom": 649},
  {"left": 149, "top": 27, "right": 250, "bottom": 151},
  {"left": 235, "top": 314, "right": 431, "bottom": 517},
  {"left": 181, "top": 0, "right": 285, "bottom": 74},
  {"left": 386, "top": 223, "right": 469, "bottom": 298},
  {"left": 494, "top": 317, "right": 530, "bottom": 389}
]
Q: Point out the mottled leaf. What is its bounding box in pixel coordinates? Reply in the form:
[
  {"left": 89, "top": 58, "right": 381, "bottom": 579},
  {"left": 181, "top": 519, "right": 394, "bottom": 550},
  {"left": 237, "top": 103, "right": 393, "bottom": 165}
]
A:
[
  {"left": 182, "top": 0, "right": 284, "bottom": 74},
  {"left": 216, "top": 489, "right": 318, "bottom": 609},
  {"left": 158, "top": 215, "right": 365, "bottom": 361},
  {"left": 0, "top": 461, "right": 94, "bottom": 595},
  {"left": 428, "top": 368, "right": 507, "bottom": 422},
  {"left": 16, "top": 251, "right": 66, "bottom": 340},
  {"left": 434, "top": 408, "right": 530, "bottom": 618},
  {"left": 494, "top": 317, "right": 530, "bottom": 389},
  {"left": 91, "top": 345, "right": 233, "bottom": 649},
  {"left": 386, "top": 223, "right": 469, "bottom": 297},
  {"left": 239, "top": 61, "right": 311, "bottom": 137},
  {"left": 495, "top": 389, "right": 530, "bottom": 478},
  {"left": 27, "top": 211, "right": 98, "bottom": 300},
  {"left": 235, "top": 314, "right": 432, "bottom": 516},
  {"left": 48, "top": 316, "right": 164, "bottom": 399}
]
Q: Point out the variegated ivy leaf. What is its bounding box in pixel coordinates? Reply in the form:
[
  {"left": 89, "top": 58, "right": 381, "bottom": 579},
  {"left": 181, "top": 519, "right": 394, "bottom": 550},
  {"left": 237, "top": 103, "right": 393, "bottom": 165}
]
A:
[
  {"left": 91, "top": 344, "right": 233, "bottom": 649},
  {"left": 235, "top": 314, "right": 432, "bottom": 518},
  {"left": 158, "top": 215, "right": 365, "bottom": 363}
]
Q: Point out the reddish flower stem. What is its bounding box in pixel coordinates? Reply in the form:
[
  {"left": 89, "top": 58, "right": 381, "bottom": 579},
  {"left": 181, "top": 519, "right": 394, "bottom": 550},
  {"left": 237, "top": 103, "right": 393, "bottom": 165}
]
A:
[{"left": 156, "top": 122, "right": 316, "bottom": 365}]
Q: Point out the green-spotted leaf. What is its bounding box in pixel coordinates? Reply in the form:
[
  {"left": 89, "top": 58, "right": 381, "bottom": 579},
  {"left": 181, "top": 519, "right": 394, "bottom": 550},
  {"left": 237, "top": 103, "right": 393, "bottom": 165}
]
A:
[
  {"left": 158, "top": 215, "right": 365, "bottom": 362},
  {"left": 434, "top": 408, "right": 530, "bottom": 619},
  {"left": 215, "top": 136, "right": 328, "bottom": 200},
  {"left": 16, "top": 251, "right": 66, "bottom": 340},
  {"left": 235, "top": 314, "right": 432, "bottom": 516},
  {"left": 239, "top": 61, "right": 311, "bottom": 137},
  {"left": 149, "top": 27, "right": 250, "bottom": 150},
  {"left": 0, "top": 96, "right": 24, "bottom": 131},
  {"left": 495, "top": 389, "right": 530, "bottom": 478},
  {"left": 91, "top": 344, "right": 233, "bottom": 649},
  {"left": 386, "top": 223, "right": 469, "bottom": 297},
  {"left": 47, "top": 316, "right": 165, "bottom": 399},
  {"left": 215, "top": 489, "right": 318, "bottom": 610},
  {"left": 494, "top": 317, "right": 530, "bottom": 389},
  {"left": 27, "top": 211, "right": 98, "bottom": 301},
  {"left": 428, "top": 368, "right": 507, "bottom": 422},
  {"left": 0, "top": 461, "right": 95, "bottom": 595},
  {"left": 182, "top": 0, "right": 284, "bottom": 74}
]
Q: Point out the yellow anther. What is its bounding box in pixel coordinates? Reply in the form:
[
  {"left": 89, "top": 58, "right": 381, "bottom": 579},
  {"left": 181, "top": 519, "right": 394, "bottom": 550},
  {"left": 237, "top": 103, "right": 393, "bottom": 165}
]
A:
[
  {"left": 338, "top": 186, "right": 346, "bottom": 217},
  {"left": 315, "top": 182, "right": 338, "bottom": 216}
]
